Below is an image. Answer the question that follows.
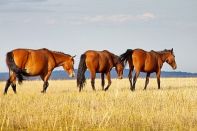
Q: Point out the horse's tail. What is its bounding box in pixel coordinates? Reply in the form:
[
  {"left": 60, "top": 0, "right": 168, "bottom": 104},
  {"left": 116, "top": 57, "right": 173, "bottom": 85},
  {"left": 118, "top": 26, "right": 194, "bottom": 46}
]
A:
[
  {"left": 77, "top": 54, "right": 87, "bottom": 91},
  {"left": 6, "top": 51, "right": 26, "bottom": 84},
  {"left": 120, "top": 49, "right": 133, "bottom": 65}
]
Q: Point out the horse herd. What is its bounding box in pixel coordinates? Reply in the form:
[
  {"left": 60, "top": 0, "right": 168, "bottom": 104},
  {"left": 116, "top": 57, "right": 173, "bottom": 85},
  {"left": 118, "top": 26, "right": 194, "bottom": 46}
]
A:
[{"left": 3, "top": 48, "right": 177, "bottom": 94}]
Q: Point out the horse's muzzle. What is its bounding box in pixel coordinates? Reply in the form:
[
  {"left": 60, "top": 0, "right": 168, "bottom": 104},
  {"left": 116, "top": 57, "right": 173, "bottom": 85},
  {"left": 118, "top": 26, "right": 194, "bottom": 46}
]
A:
[
  {"left": 118, "top": 76, "right": 123, "bottom": 79},
  {"left": 69, "top": 72, "right": 75, "bottom": 78},
  {"left": 173, "top": 64, "right": 177, "bottom": 70}
]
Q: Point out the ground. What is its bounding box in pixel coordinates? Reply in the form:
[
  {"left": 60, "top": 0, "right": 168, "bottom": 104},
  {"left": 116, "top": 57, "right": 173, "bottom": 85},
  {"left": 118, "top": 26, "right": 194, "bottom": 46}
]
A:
[{"left": 0, "top": 78, "right": 197, "bottom": 130}]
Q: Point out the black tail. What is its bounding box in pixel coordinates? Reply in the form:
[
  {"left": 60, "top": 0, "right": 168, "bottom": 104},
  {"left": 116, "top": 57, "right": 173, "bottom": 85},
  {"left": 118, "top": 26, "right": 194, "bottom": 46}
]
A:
[
  {"left": 6, "top": 52, "right": 26, "bottom": 84},
  {"left": 120, "top": 49, "right": 133, "bottom": 65},
  {"left": 77, "top": 54, "right": 87, "bottom": 91}
]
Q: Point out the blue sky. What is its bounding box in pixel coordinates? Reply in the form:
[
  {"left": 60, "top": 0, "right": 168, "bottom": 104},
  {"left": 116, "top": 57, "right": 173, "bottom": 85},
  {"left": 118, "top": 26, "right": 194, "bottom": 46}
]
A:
[{"left": 0, "top": 0, "right": 197, "bottom": 72}]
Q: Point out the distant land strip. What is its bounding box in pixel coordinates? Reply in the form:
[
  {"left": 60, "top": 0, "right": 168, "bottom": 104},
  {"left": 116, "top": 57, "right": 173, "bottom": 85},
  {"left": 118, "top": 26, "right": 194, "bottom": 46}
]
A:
[{"left": 0, "top": 69, "right": 197, "bottom": 81}]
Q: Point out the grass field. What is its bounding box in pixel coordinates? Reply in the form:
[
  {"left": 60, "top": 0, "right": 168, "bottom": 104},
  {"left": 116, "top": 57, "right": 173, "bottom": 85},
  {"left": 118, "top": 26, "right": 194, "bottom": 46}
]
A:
[{"left": 0, "top": 78, "right": 197, "bottom": 130}]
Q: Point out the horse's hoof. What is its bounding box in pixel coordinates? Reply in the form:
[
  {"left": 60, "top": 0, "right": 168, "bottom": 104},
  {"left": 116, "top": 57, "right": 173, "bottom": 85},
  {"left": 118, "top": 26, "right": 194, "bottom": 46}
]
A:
[
  {"left": 3, "top": 92, "right": 7, "bottom": 95},
  {"left": 104, "top": 88, "right": 108, "bottom": 91},
  {"left": 130, "top": 88, "right": 135, "bottom": 91},
  {"left": 41, "top": 91, "right": 46, "bottom": 93}
]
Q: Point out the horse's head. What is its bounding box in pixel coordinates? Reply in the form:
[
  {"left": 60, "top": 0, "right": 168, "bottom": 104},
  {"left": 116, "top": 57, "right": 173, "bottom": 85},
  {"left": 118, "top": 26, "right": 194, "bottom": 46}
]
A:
[
  {"left": 165, "top": 48, "right": 177, "bottom": 70},
  {"left": 63, "top": 55, "right": 76, "bottom": 78},
  {"left": 112, "top": 54, "right": 124, "bottom": 79},
  {"left": 115, "top": 61, "right": 124, "bottom": 79}
]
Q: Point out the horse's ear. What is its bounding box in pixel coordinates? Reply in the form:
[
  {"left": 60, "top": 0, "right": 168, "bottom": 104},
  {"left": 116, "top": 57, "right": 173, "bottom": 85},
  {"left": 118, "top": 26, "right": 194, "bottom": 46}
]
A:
[
  {"left": 72, "top": 55, "right": 76, "bottom": 58},
  {"left": 171, "top": 48, "right": 173, "bottom": 53}
]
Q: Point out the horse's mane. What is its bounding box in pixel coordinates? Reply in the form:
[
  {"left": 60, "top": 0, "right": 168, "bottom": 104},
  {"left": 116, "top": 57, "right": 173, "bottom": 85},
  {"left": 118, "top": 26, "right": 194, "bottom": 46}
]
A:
[
  {"left": 151, "top": 49, "right": 175, "bottom": 57},
  {"left": 102, "top": 50, "right": 119, "bottom": 57},
  {"left": 105, "top": 50, "right": 120, "bottom": 59},
  {"left": 151, "top": 49, "right": 171, "bottom": 54},
  {"left": 52, "top": 51, "right": 71, "bottom": 56},
  {"left": 42, "top": 48, "right": 71, "bottom": 57}
]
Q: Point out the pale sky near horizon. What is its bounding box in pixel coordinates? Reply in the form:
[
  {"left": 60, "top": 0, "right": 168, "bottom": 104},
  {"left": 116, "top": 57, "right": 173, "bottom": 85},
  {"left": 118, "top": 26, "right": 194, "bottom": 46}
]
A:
[{"left": 0, "top": 0, "right": 197, "bottom": 73}]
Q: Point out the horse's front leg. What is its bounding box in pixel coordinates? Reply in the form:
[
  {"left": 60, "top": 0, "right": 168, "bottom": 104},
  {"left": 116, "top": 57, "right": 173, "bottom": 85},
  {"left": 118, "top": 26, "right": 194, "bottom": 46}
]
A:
[
  {"left": 101, "top": 73, "right": 105, "bottom": 90},
  {"left": 156, "top": 71, "right": 161, "bottom": 89},
  {"left": 42, "top": 81, "right": 49, "bottom": 93},
  {"left": 104, "top": 72, "right": 111, "bottom": 91},
  {"left": 40, "top": 71, "right": 52, "bottom": 93}
]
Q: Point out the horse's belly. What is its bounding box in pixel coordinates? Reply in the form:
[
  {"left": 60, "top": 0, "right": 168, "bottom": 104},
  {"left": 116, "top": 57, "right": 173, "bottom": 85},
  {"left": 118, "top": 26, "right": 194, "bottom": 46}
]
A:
[
  {"left": 143, "top": 65, "right": 155, "bottom": 73},
  {"left": 25, "top": 66, "right": 45, "bottom": 76},
  {"left": 25, "top": 52, "right": 49, "bottom": 75}
]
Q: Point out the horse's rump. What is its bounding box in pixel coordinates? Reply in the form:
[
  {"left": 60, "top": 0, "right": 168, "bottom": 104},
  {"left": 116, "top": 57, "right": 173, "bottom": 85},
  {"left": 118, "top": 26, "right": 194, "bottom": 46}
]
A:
[
  {"left": 6, "top": 51, "right": 28, "bottom": 83},
  {"left": 85, "top": 50, "right": 115, "bottom": 72}
]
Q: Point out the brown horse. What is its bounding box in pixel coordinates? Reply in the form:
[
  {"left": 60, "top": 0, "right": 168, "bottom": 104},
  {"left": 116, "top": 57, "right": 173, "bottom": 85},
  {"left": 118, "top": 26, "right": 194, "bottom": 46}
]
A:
[
  {"left": 120, "top": 48, "right": 177, "bottom": 91},
  {"left": 77, "top": 50, "right": 124, "bottom": 92},
  {"left": 4, "top": 48, "right": 75, "bottom": 94}
]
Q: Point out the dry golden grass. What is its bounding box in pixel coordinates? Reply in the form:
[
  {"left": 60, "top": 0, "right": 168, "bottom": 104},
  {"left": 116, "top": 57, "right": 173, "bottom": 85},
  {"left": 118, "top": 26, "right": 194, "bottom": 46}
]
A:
[{"left": 0, "top": 78, "right": 197, "bottom": 130}]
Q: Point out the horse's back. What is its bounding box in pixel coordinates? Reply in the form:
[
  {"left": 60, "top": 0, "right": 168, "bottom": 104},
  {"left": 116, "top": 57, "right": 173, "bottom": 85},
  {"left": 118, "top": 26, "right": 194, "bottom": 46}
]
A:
[
  {"left": 84, "top": 50, "right": 113, "bottom": 72},
  {"left": 132, "top": 49, "right": 160, "bottom": 72},
  {"left": 12, "top": 49, "right": 49, "bottom": 65},
  {"left": 11, "top": 48, "right": 52, "bottom": 75},
  {"left": 85, "top": 50, "right": 110, "bottom": 62}
]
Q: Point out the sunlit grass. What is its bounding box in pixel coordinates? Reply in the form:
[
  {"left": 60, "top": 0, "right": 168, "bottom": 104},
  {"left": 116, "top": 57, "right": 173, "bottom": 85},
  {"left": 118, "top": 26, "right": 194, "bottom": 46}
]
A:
[{"left": 0, "top": 78, "right": 197, "bottom": 130}]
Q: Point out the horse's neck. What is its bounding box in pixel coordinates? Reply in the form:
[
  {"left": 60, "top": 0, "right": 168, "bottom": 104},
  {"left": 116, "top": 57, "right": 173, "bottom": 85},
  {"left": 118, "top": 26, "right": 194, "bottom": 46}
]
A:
[
  {"left": 52, "top": 53, "right": 68, "bottom": 66},
  {"left": 160, "top": 52, "right": 169, "bottom": 63},
  {"left": 112, "top": 55, "right": 120, "bottom": 66}
]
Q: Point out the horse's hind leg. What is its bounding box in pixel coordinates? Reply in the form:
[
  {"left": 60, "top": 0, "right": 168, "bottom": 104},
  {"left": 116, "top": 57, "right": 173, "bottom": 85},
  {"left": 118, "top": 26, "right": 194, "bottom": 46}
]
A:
[
  {"left": 104, "top": 72, "right": 111, "bottom": 91},
  {"left": 132, "top": 71, "right": 140, "bottom": 91},
  {"left": 144, "top": 73, "right": 150, "bottom": 90},
  {"left": 11, "top": 83, "right": 17, "bottom": 93},
  {"left": 4, "top": 72, "right": 17, "bottom": 95},
  {"left": 11, "top": 74, "right": 17, "bottom": 94},
  {"left": 101, "top": 73, "right": 105, "bottom": 90},
  {"left": 128, "top": 66, "right": 134, "bottom": 90},
  {"left": 4, "top": 79, "right": 11, "bottom": 95}
]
